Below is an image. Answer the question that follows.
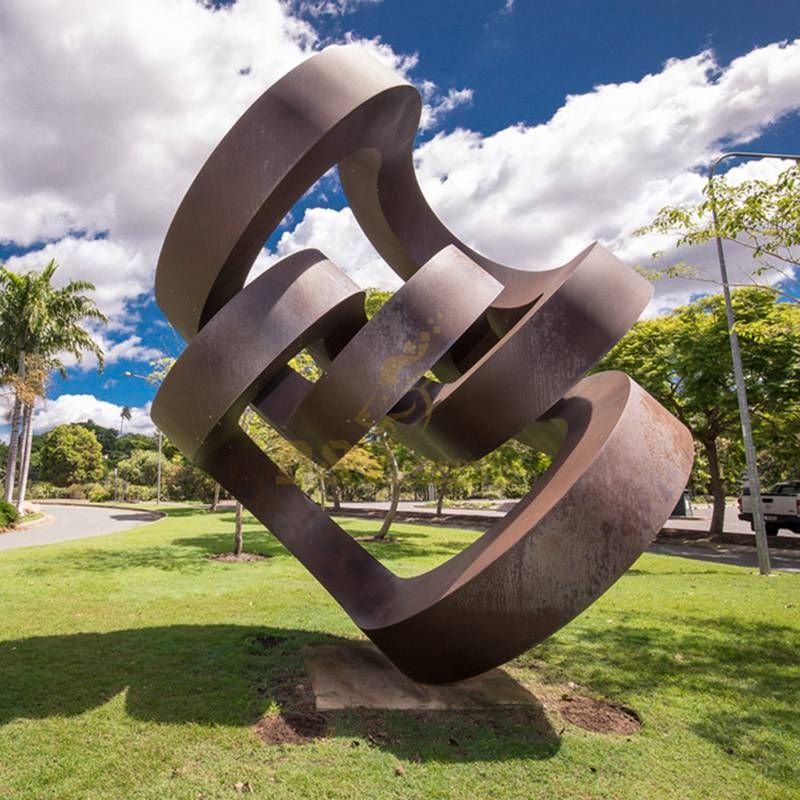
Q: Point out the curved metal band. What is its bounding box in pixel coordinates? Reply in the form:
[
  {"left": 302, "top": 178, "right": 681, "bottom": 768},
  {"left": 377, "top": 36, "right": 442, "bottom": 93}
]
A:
[
  {"left": 282, "top": 246, "right": 502, "bottom": 465},
  {"left": 194, "top": 371, "right": 692, "bottom": 683},
  {"left": 152, "top": 46, "right": 694, "bottom": 684},
  {"left": 153, "top": 249, "right": 365, "bottom": 463}
]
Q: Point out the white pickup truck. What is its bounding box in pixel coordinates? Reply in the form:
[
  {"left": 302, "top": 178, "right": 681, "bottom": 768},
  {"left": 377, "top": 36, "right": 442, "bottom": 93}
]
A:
[{"left": 738, "top": 481, "right": 800, "bottom": 536}]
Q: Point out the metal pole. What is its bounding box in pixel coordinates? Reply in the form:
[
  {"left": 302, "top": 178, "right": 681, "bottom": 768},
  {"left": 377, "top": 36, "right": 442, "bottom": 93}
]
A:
[
  {"left": 156, "top": 428, "right": 163, "bottom": 505},
  {"left": 705, "top": 150, "right": 800, "bottom": 575},
  {"left": 123, "top": 369, "right": 163, "bottom": 505}
]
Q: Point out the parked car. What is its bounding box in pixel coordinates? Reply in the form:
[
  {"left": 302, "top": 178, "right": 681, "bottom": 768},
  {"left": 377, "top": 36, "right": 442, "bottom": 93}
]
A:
[{"left": 738, "top": 481, "right": 800, "bottom": 536}]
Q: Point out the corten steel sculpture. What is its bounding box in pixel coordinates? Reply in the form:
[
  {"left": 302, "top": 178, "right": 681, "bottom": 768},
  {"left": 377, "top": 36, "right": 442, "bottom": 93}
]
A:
[{"left": 152, "top": 46, "right": 693, "bottom": 684}]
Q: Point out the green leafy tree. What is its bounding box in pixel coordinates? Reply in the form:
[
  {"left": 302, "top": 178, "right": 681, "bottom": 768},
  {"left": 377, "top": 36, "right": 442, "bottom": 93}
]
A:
[
  {"left": 465, "top": 439, "right": 551, "bottom": 499},
  {"left": 39, "top": 424, "right": 106, "bottom": 486},
  {"left": 164, "top": 456, "right": 217, "bottom": 503},
  {"left": 364, "top": 288, "right": 393, "bottom": 319},
  {"left": 637, "top": 163, "right": 800, "bottom": 303},
  {"left": 600, "top": 288, "right": 800, "bottom": 534},
  {"left": 145, "top": 356, "right": 216, "bottom": 507},
  {"left": 0, "top": 260, "right": 106, "bottom": 508},
  {"left": 81, "top": 420, "right": 118, "bottom": 454},
  {"left": 328, "top": 441, "right": 384, "bottom": 504},
  {"left": 116, "top": 449, "right": 162, "bottom": 486}
]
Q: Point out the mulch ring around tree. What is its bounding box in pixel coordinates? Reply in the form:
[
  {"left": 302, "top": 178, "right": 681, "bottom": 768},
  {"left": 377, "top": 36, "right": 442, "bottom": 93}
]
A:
[
  {"left": 558, "top": 694, "right": 641, "bottom": 734},
  {"left": 208, "top": 552, "right": 270, "bottom": 562}
]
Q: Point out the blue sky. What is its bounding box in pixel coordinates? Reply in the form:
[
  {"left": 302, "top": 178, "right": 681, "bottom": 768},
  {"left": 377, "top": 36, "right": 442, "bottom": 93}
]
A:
[{"left": 1, "top": 0, "right": 798, "bottom": 436}]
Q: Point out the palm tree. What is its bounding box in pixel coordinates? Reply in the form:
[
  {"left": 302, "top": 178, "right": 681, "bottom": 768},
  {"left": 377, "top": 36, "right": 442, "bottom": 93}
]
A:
[
  {"left": 0, "top": 260, "right": 106, "bottom": 509},
  {"left": 119, "top": 405, "right": 132, "bottom": 436}
]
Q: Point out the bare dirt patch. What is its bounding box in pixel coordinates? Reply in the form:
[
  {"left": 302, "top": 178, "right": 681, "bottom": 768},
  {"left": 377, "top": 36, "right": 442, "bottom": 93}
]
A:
[
  {"left": 208, "top": 552, "right": 268, "bottom": 562},
  {"left": 558, "top": 694, "right": 641, "bottom": 734},
  {"left": 254, "top": 712, "right": 327, "bottom": 745}
]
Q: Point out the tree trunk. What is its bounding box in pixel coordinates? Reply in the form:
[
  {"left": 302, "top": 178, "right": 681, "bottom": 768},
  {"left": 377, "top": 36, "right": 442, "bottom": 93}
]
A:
[
  {"left": 318, "top": 472, "right": 326, "bottom": 510},
  {"left": 3, "top": 351, "right": 25, "bottom": 503},
  {"left": 376, "top": 439, "right": 400, "bottom": 540},
  {"left": 704, "top": 438, "right": 726, "bottom": 536},
  {"left": 234, "top": 500, "right": 243, "bottom": 555},
  {"left": 210, "top": 482, "right": 220, "bottom": 512},
  {"left": 3, "top": 395, "right": 22, "bottom": 503},
  {"left": 330, "top": 475, "right": 341, "bottom": 511},
  {"left": 436, "top": 466, "right": 453, "bottom": 517},
  {"left": 15, "top": 402, "right": 34, "bottom": 513}
]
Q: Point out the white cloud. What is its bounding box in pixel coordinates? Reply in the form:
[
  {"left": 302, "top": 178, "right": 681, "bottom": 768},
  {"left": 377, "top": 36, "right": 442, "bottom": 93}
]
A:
[
  {"left": 2, "top": 2, "right": 798, "bottom": 340},
  {"left": 261, "top": 206, "right": 402, "bottom": 289},
  {"left": 57, "top": 330, "right": 164, "bottom": 373},
  {"left": 104, "top": 335, "right": 163, "bottom": 366},
  {"left": 30, "top": 395, "right": 154, "bottom": 435},
  {"left": 420, "top": 87, "right": 474, "bottom": 130},
  {"left": 270, "top": 40, "right": 800, "bottom": 311},
  {"left": 3, "top": 236, "right": 151, "bottom": 320},
  {"left": 287, "top": 0, "right": 382, "bottom": 17},
  {"left": 0, "top": 0, "right": 314, "bottom": 323},
  {"left": 0, "top": 0, "right": 466, "bottom": 329}
]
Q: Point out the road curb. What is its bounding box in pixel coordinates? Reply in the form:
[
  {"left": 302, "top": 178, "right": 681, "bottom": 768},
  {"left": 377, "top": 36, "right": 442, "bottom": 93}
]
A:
[
  {"left": 36, "top": 500, "right": 167, "bottom": 520},
  {"left": 661, "top": 526, "right": 800, "bottom": 550},
  {"left": 335, "top": 509, "right": 800, "bottom": 552},
  {"left": 14, "top": 513, "right": 54, "bottom": 531}
]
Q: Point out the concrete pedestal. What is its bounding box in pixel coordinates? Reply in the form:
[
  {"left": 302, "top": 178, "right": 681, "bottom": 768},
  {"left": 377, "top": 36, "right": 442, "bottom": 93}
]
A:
[{"left": 306, "top": 643, "right": 538, "bottom": 711}]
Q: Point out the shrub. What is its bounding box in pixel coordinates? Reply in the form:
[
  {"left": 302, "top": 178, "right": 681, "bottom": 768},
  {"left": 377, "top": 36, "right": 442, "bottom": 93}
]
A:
[
  {"left": 123, "top": 483, "right": 156, "bottom": 503},
  {"left": 165, "top": 461, "right": 216, "bottom": 503},
  {"left": 85, "top": 482, "right": 113, "bottom": 503},
  {"left": 27, "top": 482, "right": 60, "bottom": 499},
  {"left": 65, "top": 483, "right": 89, "bottom": 500},
  {"left": 0, "top": 500, "right": 19, "bottom": 529}
]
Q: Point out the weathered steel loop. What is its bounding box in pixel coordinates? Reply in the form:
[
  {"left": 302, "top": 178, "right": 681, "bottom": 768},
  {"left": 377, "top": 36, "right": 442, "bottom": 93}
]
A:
[{"left": 152, "top": 46, "right": 693, "bottom": 684}]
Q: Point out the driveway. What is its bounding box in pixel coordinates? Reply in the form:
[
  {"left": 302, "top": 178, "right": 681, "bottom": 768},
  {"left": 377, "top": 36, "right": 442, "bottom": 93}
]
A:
[{"left": 0, "top": 504, "right": 162, "bottom": 552}]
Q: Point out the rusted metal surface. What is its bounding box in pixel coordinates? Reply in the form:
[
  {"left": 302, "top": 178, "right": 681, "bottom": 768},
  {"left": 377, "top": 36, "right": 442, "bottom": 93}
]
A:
[{"left": 152, "top": 46, "right": 693, "bottom": 684}]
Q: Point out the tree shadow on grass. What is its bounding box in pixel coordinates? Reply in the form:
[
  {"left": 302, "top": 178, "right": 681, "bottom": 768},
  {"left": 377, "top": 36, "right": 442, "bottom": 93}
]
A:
[
  {"left": 174, "top": 517, "right": 478, "bottom": 569},
  {"left": 522, "top": 613, "right": 800, "bottom": 785},
  {"left": 108, "top": 511, "right": 163, "bottom": 523},
  {"left": 48, "top": 525, "right": 288, "bottom": 575},
  {"left": 0, "top": 624, "right": 559, "bottom": 763},
  {"left": 141, "top": 506, "right": 211, "bottom": 518},
  {"left": 42, "top": 519, "right": 475, "bottom": 577}
]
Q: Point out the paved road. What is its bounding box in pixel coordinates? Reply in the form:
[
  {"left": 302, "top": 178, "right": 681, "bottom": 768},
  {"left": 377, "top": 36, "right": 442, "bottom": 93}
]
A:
[
  {"left": 335, "top": 501, "right": 799, "bottom": 571},
  {"left": 1, "top": 502, "right": 795, "bottom": 573},
  {"left": 339, "top": 499, "right": 800, "bottom": 541},
  {"left": 0, "top": 504, "right": 161, "bottom": 552},
  {"left": 649, "top": 540, "right": 799, "bottom": 573},
  {"left": 338, "top": 500, "right": 505, "bottom": 519},
  {"left": 664, "top": 501, "right": 800, "bottom": 538}
]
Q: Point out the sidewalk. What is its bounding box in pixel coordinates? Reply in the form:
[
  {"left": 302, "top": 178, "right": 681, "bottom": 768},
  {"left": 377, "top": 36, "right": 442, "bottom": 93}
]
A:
[{"left": 334, "top": 500, "right": 800, "bottom": 549}]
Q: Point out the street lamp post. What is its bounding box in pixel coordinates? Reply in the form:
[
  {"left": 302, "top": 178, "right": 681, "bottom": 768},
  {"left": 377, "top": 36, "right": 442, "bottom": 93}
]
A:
[
  {"left": 706, "top": 150, "right": 800, "bottom": 576},
  {"left": 123, "top": 370, "right": 163, "bottom": 506}
]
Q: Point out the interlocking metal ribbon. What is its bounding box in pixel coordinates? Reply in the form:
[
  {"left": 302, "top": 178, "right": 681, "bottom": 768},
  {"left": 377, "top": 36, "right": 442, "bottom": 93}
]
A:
[{"left": 152, "top": 47, "right": 693, "bottom": 684}]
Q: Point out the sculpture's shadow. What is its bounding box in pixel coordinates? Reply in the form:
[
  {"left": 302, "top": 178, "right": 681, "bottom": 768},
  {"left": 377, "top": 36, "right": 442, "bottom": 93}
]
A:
[{"left": 0, "top": 624, "right": 560, "bottom": 763}]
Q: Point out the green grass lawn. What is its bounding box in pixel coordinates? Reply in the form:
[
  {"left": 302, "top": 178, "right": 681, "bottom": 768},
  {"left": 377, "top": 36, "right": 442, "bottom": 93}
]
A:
[{"left": 0, "top": 508, "right": 797, "bottom": 799}]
